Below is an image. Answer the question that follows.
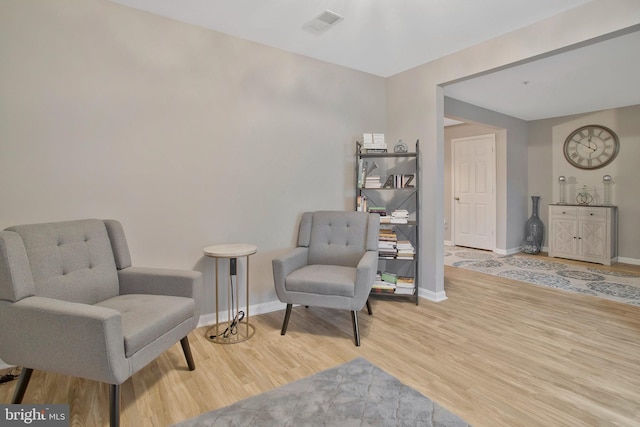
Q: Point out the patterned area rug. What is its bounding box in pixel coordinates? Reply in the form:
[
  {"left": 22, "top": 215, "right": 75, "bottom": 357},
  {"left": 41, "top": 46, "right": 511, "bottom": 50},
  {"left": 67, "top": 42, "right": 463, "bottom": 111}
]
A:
[
  {"left": 172, "top": 357, "right": 471, "bottom": 426},
  {"left": 445, "top": 246, "right": 640, "bottom": 306}
]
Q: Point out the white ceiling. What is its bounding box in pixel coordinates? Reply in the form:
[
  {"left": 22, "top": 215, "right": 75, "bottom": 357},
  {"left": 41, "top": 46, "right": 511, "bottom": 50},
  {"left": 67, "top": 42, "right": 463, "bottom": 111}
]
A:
[
  {"left": 444, "top": 29, "right": 640, "bottom": 121},
  {"left": 109, "top": 0, "right": 640, "bottom": 121}
]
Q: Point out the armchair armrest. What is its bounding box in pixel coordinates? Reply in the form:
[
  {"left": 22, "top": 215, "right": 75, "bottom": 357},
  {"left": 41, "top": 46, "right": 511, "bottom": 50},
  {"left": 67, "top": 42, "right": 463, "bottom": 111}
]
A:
[
  {"left": 272, "top": 247, "right": 309, "bottom": 296},
  {"left": 118, "top": 267, "right": 202, "bottom": 299},
  {"left": 118, "top": 267, "right": 202, "bottom": 324},
  {"left": 354, "top": 250, "right": 379, "bottom": 303},
  {"left": 0, "top": 296, "right": 130, "bottom": 384}
]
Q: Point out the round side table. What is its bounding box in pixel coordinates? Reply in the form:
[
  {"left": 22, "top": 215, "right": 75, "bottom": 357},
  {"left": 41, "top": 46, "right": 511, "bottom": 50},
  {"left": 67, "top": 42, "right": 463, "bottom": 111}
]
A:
[{"left": 203, "top": 243, "right": 257, "bottom": 344}]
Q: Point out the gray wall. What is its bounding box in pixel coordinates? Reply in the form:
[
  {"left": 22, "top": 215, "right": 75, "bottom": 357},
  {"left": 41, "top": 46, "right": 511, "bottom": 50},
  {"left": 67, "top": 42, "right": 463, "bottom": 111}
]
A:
[
  {"left": 0, "top": 0, "right": 386, "bottom": 317},
  {"left": 445, "top": 103, "right": 640, "bottom": 263},
  {"left": 1, "top": 0, "right": 639, "bottom": 322},
  {"left": 445, "top": 98, "right": 528, "bottom": 253},
  {"left": 529, "top": 104, "right": 640, "bottom": 262}
]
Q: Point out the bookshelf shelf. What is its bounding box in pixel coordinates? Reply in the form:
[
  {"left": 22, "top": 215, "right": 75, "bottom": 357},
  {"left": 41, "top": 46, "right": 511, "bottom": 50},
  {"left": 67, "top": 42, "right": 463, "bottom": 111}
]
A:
[{"left": 356, "top": 140, "right": 420, "bottom": 305}]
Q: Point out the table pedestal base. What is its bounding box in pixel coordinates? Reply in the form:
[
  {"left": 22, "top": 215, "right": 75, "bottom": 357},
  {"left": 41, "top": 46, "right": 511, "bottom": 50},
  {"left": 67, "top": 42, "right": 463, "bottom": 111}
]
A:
[{"left": 206, "top": 321, "right": 255, "bottom": 344}]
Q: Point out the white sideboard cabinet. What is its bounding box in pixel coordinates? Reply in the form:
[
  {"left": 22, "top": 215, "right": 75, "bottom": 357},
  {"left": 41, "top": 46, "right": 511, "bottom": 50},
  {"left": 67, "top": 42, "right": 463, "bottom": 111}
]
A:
[{"left": 548, "top": 205, "right": 617, "bottom": 266}]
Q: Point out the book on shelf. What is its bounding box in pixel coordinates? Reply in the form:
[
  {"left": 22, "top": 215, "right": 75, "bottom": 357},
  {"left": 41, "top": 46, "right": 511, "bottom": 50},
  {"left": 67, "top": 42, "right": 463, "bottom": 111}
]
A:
[
  {"left": 396, "top": 276, "right": 414, "bottom": 287},
  {"left": 364, "top": 176, "right": 382, "bottom": 188},
  {"left": 396, "top": 240, "right": 414, "bottom": 259},
  {"left": 380, "top": 271, "right": 398, "bottom": 284},
  {"left": 389, "top": 209, "right": 410, "bottom": 224},
  {"left": 368, "top": 206, "right": 386, "bottom": 216},
  {"left": 360, "top": 133, "right": 387, "bottom": 153},
  {"left": 394, "top": 287, "right": 416, "bottom": 295},
  {"left": 372, "top": 272, "right": 396, "bottom": 292},
  {"left": 356, "top": 195, "right": 368, "bottom": 212},
  {"left": 371, "top": 286, "right": 395, "bottom": 294},
  {"left": 378, "top": 229, "right": 397, "bottom": 241},
  {"left": 396, "top": 240, "right": 413, "bottom": 249}
]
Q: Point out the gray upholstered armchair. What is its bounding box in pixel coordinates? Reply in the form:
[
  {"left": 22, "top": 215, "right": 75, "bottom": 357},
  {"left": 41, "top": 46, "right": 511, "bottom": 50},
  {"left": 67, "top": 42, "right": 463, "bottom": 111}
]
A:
[
  {"left": 272, "top": 211, "right": 380, "bottom": 346},
  {"left": 0, "top": 219, "right": 202, "bottom": 427}
]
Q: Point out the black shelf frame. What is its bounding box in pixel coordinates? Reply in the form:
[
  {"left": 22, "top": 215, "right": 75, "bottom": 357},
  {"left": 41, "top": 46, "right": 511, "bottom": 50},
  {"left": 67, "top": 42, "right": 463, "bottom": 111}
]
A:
[{"left": 356, "top": 140, "right": 420, "bottom": 305}]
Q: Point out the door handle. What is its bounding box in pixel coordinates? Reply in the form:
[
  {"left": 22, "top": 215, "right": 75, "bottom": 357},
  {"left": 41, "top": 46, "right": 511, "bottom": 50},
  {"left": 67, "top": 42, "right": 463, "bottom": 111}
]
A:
[{"left": 454, "top": 197, "right": 460, "bottom": 201}]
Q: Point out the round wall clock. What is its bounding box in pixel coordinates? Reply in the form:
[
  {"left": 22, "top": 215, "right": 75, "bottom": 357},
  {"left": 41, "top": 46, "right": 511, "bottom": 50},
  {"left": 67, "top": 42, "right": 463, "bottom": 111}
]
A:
[{"left": 563, "top": 124, "right": 619, "bottom": 170}]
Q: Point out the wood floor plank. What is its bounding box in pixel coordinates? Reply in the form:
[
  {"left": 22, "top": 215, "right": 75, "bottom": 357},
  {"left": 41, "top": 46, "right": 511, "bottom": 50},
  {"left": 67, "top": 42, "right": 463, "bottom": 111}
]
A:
[{"left": 1, "top": 256, "right": 639, "bottom": 426}]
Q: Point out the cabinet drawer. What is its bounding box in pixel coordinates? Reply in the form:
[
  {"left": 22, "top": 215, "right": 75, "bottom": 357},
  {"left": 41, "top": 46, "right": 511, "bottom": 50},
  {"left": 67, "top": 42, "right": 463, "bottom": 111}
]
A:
[
  {"left": 550, "top": 206, "right": 577, "bottom": 218},
  {"left": 579, "top": 207, "right": 608, "bottom": 220}
]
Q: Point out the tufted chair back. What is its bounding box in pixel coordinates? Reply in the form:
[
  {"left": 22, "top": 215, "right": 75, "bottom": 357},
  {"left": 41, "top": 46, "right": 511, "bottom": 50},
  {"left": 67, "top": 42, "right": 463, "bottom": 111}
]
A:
[
  {"left": 4, "top": 219, "right": 123, "bottom": 305},
  {"left": 298, "top": 211, "right": 379, "bottom": 268}
]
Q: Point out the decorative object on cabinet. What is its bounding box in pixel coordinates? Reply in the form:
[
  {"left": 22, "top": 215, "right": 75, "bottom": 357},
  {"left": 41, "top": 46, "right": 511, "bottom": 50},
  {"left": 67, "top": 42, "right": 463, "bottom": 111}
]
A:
[
  {"left": 356, "top": 139, "right": 419, "bottom": 305},
  {"left": 602, "top": 175, "right": 613, "bottom": 205},
  {"left": 576, "top": 185, "right": 594, "bottom": 205},
  {"left": 548, "top": 205, "right": 618, "bottom": 265},
  {"left": 563, "top": 124, "right": 620, "bottom": 170},
  {"left": 522, "top": 196, "right": 544, "bottom": 255},
  {"left": 558, "top": 176, "right": 567, "bottom": 204}
]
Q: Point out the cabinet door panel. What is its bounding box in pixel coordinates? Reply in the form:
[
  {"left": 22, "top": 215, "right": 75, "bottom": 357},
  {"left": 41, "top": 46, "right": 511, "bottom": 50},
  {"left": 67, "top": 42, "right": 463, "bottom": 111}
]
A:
[
  {"left": 579, "top": 221, "right": 607, "bottom": 259},
  {"left": 552, "top": 219, "right": 577, "bottom": 256}
]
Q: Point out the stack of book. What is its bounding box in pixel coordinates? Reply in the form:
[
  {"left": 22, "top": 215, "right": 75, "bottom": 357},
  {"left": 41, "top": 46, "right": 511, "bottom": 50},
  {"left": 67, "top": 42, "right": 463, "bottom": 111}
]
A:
[
  {"left": 378, "top": 229, "right": 397, "bottom": 258},
  {"left": 368, "top": 206, "right": 386, "bottom": 216},
  {"left": 395, "top": 276, "right": 415, "bottom": 295},
  {"left": 396, "top": 240, "right": 415, "bottom": 259},
  {"left": 372, "top": 271, "right": 397, "bottom": 293},
  {"left": 364, "top": 176, "right": 382, "bottom": 188},
  {"left": 396, "top": 240, "right": 416, "bottom": 259},
  {"left": 361, "top": 133, "right": 387, "bottom": 153},
  {"left": 390, "top": 209, "right": 410, "bottom": 224}
]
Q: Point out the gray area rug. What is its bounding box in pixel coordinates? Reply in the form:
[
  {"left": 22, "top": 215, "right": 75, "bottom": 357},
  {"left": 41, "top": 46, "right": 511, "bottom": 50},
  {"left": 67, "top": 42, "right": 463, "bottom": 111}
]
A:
[
  {"left": 445, "top": 245, "right": 640, "bottom": 306},
  {"left": 173, "top": 357, "right": 471, "bottom": 426}
]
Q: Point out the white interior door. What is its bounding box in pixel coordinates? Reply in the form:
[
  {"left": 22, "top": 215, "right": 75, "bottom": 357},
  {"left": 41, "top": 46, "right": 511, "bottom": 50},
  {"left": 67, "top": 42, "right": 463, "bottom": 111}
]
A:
[{"left": 452, "top": 134, "right": 496, "bottom": 250}]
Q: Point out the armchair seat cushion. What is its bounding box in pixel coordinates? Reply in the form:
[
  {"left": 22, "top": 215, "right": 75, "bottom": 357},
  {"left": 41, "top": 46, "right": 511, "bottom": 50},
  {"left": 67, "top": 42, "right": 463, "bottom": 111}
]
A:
[
  {"left": 285, "top": 265, "right": 356, "bottom": 298},
  {"left": 96, "top": 294, "right": 195, "bottom": 357}
]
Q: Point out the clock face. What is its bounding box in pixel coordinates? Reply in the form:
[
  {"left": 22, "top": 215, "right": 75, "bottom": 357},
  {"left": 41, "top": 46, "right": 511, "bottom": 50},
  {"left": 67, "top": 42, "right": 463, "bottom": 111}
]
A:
[{"left": 563, "top": 125, "right": 619, "bottom": 170}]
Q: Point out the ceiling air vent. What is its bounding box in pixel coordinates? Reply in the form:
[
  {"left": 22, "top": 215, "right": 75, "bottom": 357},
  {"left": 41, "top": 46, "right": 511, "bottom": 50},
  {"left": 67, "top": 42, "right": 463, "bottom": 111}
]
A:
[{"left": 303, "top": 10, "right": 344, "bottom": 34}]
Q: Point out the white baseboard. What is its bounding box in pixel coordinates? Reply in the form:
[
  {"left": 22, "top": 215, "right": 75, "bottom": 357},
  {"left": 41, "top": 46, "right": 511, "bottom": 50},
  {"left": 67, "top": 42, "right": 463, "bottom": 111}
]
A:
[
  {"left": 418, "top": 288, "right": 448, "bottom": 302},
  {"left": 618, "top": 256, "right": 640, "bottom": 266},
  {"left": 196, "top": 289, "right": 455, "bottom": 329},
  {"left": 0, "top": 360, "right": 15, "bottom": 370},
  {"left": 198, "top": 299, "right": 285, "bottom": 328}
]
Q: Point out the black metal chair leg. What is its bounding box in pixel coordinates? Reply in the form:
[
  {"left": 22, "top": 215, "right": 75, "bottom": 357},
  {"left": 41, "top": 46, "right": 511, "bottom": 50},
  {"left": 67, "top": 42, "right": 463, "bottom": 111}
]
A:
[
  {"left": 110, "top": 383, "right": 120, "bottom": 427},
  {"left": 351, "top": 310, "right": 361, "bottom": 347},
  {"left": 180, "top": 336, "right": 196, "bottom": 371},
  {"left": 366, "top": 299, "right": 373, "bottom": 315},
  {"left": 281, "top": 304, "right": 293, "bottom": 335},
  {"left": 11, "top": 368, "right": 33, "bottom": 404}
]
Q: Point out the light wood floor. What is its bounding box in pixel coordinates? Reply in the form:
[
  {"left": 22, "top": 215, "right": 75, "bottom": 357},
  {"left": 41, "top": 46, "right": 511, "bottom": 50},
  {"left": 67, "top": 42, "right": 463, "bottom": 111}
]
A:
[{"left": 2, "top": 255, "right": 640, "bottom": 426}]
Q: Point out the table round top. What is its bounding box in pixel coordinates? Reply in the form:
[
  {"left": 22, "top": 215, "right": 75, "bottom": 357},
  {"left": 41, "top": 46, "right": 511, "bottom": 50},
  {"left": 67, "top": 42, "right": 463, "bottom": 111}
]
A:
[{"left": 203, "top": 243, "right": 257, "bottom": 258}]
